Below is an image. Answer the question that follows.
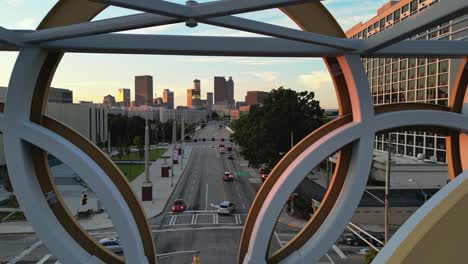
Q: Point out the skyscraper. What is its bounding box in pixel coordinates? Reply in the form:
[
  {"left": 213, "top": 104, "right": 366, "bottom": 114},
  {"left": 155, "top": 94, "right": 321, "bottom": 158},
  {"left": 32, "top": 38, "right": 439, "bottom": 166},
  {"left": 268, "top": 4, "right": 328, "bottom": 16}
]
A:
[
  {"left": 194, "top": 79, "right": 201, "bottom": 91},
  {"left": 245, "top": 91, "right": 269, "bottom": 106},
  {"left": 103, "top": 95, "right": 116, "bottom": 107},
  {"left": 207, "top": 92, "right": 213, "bottom": 109},
  {"left": 117, "top": 88, "right": 130, "bottom": 107},
  {"left": 163, "top": 89, "right": 174, "bottom": 109},
  {"left": 214, "top": 76, "right": 235, "bottom": 106},
  {"left": 346, "top": 0, "right": 466, "bottom": 163},
  {"left": 135, "top": 75, "right": 153, "bottom": 107},
  {"left": 187, "top": 89, "right": 193, "bottom": 108},
  {"left": 214, "top": 76, "right": 226, "bottom": 104}
]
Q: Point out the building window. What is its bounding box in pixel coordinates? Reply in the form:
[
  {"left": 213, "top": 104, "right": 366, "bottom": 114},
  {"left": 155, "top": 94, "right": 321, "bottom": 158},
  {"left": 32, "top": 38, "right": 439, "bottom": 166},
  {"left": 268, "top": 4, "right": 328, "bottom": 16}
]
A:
[
  {"left": 380, "top": 18, "right": 386, "bottom": 29},
  {"left": 399, "top": 81, "right": 407, "bottom": 91},
  {"left": 438, "top": 86, "right": 448, "bottom": 98},
  {"left": 408, "top": 91, "right": 415, "bottom": 101},
  {"left": 427, "top": 88, "right": 436, "bottom": 100},
  {"left": 409, "top": 68, "right": 416, "bottom": 79},
  {"left": 427, "top": 76, "right": 436, "bottom": 87},
  {"left": 409, "top": 58, "right": 417, "bottom": 68},
  {"left": 417, "top": 89, "right": 425, "bottom": 100},
  {"left": 438, "top": 73, "right": 448, "bottom": 86},
  {"left": 410, "top": 0, "right": 418, "bottom": 13},
  {"left": 408, "top": 80, "right": 416, "bottom": 90},
  {"left": 428, "top": 63, "right": 437, "bottom": 75},
  {"left": 402, "top": 4, "right": 409, "bottom": 13},
  {"left": 394, "top": 9, "right": 401, "bottom": 21},
  {"left": 418, "top": 66, "right": 426, "bottom": 77},
  {"left": 439, "top": 60, "right": 448, "bottom": 73}
]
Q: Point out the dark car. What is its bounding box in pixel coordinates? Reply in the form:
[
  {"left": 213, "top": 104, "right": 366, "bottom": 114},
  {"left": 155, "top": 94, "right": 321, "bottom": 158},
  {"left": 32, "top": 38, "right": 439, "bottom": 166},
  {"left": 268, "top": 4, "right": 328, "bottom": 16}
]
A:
[
  {"left": 221, "top": 138, "right": 224, "bottom": 142},
  {"left": 194, "top": 139, "right": 198, "bottom": 142},
  {"left": 223, "top": 171, "right": 234, "bottom": 182},
  {"left": 212, "top": 137, "right": 215, "bottom": 141},
  {"left": 227, "top": 154, "right": 234, "bottom": 160},
  {"left": 343, "top": 234, "right": 367, "bottom": 246},
  {"left": 260, "top": 173, "right": 268, "bottom": 182},
  {"left": 172, "top": 199, "right": 186, "bottom": 213},
  {"left": 202, "top": 138, "right": 206, "bottom": 142}
]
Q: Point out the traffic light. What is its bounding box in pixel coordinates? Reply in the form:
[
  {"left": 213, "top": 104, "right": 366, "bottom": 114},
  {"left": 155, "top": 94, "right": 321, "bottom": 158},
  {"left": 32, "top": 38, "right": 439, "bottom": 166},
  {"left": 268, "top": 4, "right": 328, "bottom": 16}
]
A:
[{"left": 80, "top": 193, "right": 88, "bottom": 206}]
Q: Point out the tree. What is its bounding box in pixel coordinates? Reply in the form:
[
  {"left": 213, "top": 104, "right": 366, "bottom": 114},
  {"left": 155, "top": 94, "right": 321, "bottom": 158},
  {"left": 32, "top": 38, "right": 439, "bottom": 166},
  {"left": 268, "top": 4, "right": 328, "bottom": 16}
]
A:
[
  {"left": 133, "top": 136, "right": 144, "bottom": 159},
  {"left": 364, "top": 248, "right": 378, "bottom": 264},
  {"left": 232, "top": 87, "right": 326, "bottom": 168},
  {"left": 211, "top": 111, "right": 220, "bottom": 120}
]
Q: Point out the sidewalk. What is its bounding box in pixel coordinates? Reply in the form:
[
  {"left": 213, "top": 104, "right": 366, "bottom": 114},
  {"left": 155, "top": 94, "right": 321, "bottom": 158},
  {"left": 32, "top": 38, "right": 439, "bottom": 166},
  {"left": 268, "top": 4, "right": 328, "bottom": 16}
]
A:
[{"left": 0, "top": 145, "right": 192, "bottom": 234}]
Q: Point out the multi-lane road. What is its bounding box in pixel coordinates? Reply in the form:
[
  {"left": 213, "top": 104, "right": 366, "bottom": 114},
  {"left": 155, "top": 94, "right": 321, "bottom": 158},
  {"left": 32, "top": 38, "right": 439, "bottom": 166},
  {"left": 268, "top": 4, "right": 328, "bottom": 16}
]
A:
[{"left": 0, "top": 121, "right": 366, "bottom": 264}]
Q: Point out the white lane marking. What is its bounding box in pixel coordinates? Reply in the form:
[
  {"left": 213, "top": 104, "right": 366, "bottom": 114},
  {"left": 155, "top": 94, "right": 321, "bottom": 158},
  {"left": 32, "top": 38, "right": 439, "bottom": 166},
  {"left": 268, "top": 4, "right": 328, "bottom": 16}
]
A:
[
  {"left": 8, "top": 241, "right": 43, "bottom": 264},
  {"left": 205, "top": 184, "right": 209, "bottom": 210},
  {"left": 235, "top": 214, "right": 239, "bottom": 225},
  {"left": 169, "top": 215, "right": 178, "bottom": 226},
  {"left": 273, "top": 231, "right": 282, "bottom": 248},
  {"left": 152, "top": 225, "right": 244, "bottom": 233},
  {"left": 36, "top": 254, "right": 52, "bottom": 264},
  {"left": 325, "top": 253, "right": 336, "bottom": 264},
  {"left": 191, "top": 214, "right": 196, "bottom": 224},
  {"left": 332, "top": 244, "right": 347, "bottom": 259}
]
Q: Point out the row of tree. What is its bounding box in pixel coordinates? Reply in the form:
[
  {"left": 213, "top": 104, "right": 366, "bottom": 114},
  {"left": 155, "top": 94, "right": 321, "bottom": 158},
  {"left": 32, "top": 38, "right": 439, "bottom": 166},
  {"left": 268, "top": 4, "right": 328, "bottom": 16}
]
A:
[
  {"left": 231, "top": 87, "right": 328, "bottom": 170},
  {"left": 108, "top": 115, "right": 196, "bottom": 157}
]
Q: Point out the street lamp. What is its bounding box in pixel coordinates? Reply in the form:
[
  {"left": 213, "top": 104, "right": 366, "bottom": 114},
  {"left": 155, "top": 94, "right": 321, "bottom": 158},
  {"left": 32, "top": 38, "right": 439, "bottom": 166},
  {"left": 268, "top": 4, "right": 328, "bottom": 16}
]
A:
[{"left": 408, "top": 178, "right": 427, "bottom": 203}]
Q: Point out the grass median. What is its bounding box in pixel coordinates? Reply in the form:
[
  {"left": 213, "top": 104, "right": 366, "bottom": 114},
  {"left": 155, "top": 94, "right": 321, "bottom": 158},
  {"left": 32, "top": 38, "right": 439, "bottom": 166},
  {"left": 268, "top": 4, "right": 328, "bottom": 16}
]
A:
[{"left": 112, "top": 148, "right": 167, "bottom": 161}]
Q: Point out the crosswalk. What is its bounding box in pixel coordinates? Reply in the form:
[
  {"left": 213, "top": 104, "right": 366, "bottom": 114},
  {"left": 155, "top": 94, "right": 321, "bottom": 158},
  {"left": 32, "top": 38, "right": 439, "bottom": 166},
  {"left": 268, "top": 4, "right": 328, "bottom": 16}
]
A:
[
  {"left": 4, "top": 220, "right": 246, "bottom": 264},
  {"left": 273, "top": 232, "right": 348, "bottom": 264},
  {"left": 163, "top": 211, "right": 247, "bottom": 227}
]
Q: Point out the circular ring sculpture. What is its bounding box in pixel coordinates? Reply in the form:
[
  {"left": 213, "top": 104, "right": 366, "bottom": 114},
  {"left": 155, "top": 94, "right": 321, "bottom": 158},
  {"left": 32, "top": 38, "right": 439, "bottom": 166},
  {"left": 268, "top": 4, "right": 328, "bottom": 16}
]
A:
[{"left": 1, "top": 1, "right": 467, "bottom": 264}]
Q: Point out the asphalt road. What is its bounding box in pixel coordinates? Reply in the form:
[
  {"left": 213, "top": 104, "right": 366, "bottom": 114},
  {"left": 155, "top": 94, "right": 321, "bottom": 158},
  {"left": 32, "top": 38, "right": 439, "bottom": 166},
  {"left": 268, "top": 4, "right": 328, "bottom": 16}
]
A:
[{"left": 0, "top": 121, "right": 367, "bottom": 264}]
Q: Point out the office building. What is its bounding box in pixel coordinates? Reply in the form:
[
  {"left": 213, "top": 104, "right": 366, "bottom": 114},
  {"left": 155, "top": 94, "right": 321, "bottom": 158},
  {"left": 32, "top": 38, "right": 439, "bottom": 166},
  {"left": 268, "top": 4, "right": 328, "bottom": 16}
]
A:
[
  {"left": 236, "top": 101, "right": 247, "bottom": 109},
  {"left": 163, "top": 89, "right": 174, "bottom": 109},
  {"left": 135, "top": 75, "right": 153, "bottom": 107},
  {"left": 187, "top": 88, "right": 201, "bottom": 109},
  {"left": 245, "top": 91, "right": 269, "bottom": 106},
  {"left": 159, "top": 108, "right": 207, "bottom": 124},
  {"left": 214, "top": 76, "right": 235, "bottom": 106},
  {"left": 102, "top": 95, "right": 116, "bottom": 107},
  {"left": 117, "top": 88, "right": 130, "bottom": 107},
  {"left": 346, "top": 0, "right": 467, "bottom": 163},
  {"left": 207, "top": 92, "right": 213, "bottom": 109},
  {"left": 48, "top": 87, "right": 73, "bottom": 104},
  {"left": 193, "top": 79, "right": 201, "bottom": 91}
]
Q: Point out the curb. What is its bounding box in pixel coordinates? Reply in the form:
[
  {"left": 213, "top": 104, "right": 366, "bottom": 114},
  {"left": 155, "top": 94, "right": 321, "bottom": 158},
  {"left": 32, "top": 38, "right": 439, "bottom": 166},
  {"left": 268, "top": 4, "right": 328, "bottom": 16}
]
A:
[{"left": 153, "top": 147, "right": 194, "bottom": 218}]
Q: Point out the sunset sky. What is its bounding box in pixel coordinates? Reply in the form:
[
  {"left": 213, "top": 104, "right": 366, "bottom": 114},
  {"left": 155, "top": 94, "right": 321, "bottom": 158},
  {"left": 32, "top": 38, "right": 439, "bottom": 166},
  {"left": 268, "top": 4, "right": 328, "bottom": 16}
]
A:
[{"left": 0, "top": 0, "right": 388, "bottom": 109}]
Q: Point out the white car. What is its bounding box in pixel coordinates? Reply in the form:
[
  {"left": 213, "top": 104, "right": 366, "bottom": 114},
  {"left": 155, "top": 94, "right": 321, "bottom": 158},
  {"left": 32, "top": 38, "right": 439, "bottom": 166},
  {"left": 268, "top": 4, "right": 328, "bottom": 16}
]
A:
[
  {"left": 99, "top": 238, "right": 123, "bottom": 254},
  {"left": 217, "top": 201, "right": 235, "bottom": 215}
]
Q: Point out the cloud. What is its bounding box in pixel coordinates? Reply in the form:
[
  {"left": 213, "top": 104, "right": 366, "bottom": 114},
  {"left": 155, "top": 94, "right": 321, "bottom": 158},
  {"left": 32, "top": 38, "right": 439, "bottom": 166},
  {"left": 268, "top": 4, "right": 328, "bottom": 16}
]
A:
[
  {"left": 2, "top": 0, "right": 23, "bottom": 7},
  {"left": 246, "top": 72, "right": 279, "bottom": 82},
  {"left": 298, "top": 70, "right": 333, "bottom": 90},
  {"left": 17, "top": 18, "right": 37, "bottom": 29}
]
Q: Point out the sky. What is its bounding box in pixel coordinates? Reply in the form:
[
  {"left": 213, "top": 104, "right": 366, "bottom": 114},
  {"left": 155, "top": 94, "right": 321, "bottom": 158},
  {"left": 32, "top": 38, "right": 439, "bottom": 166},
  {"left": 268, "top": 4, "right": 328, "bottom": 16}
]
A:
[{"left": 0, "top": 0, "right": 388, "bottom": 109}]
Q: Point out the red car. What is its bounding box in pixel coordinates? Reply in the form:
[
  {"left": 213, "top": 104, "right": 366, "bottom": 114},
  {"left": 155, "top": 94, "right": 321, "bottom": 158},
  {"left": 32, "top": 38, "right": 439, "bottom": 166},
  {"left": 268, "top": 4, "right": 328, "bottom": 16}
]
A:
[
  {"left": 223, "top": 172, "right": 234, "bottom": 182},
  {"left": 172, "top": 199, "right": 186, "bottom": 213}
]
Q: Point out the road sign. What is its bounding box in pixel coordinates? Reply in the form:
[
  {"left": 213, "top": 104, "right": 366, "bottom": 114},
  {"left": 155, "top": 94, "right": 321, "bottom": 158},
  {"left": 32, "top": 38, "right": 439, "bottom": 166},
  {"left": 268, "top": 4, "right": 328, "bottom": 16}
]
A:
[{"left": 235, "top": 171, "right": 252, "bottom": 176}]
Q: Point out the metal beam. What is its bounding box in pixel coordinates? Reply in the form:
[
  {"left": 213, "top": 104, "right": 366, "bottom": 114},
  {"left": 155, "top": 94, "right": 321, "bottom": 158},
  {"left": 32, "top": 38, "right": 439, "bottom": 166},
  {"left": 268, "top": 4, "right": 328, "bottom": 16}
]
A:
[
  {"left": 32, "top": 34, "right": 344, "bottom": 57},
  {"left": 20, "top": 13, "right": 180, "bottom": 43},
  {"left": 90, "top": 0, "right": 356, "bottom": 50},
  {"left": 362, "top": 0, "right": 468, "bottom": 52},
  {"left": 0, "top": 27, "right": 19, "bottom": 45},
  {"left": 205, "top": 15, "right": 358, "bottom": 50},
  {"left": 374, "top": 40, "right": 468, "bottom": 57}
]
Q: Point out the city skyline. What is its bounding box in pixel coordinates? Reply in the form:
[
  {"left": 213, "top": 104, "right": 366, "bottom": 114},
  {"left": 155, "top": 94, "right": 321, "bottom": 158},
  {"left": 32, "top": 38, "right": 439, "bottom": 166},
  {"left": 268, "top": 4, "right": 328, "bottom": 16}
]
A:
[{"left": 0, "top": 0, "right": 389, "bottom": 109}]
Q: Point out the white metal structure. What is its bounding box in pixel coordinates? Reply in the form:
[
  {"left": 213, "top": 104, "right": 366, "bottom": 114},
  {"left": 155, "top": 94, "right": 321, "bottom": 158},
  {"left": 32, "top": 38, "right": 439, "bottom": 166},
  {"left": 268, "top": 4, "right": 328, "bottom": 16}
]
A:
[{"left": 0, "top": 1, "right": 467, "bottom": 264}]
